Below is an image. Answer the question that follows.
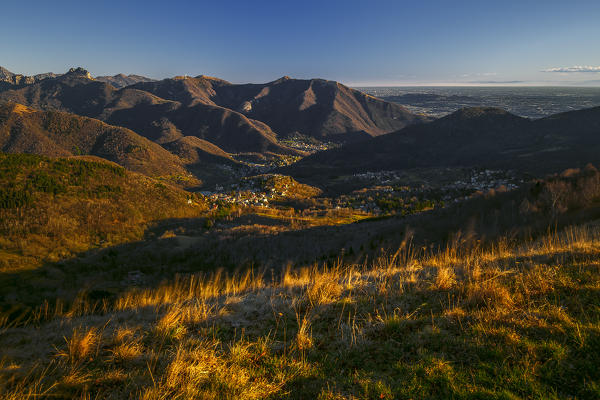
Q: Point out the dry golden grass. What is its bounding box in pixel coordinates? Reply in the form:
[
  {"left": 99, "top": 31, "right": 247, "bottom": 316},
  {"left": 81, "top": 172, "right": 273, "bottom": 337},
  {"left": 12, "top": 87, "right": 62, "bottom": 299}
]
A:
[
  {"left": 433, "top": 264, "right": 456, "bottom": 290},
  {"left": 57, "top": 327, "right": 101, "bottom": 365},
  {"left": 1, "top": 224, "right": 600, "bottom": 398},
  {"left": 108, "top": 334, "right": 143, "bottom": 365},
  {"left": 294, "top": 310, "right": 313, "bottom": 351}
]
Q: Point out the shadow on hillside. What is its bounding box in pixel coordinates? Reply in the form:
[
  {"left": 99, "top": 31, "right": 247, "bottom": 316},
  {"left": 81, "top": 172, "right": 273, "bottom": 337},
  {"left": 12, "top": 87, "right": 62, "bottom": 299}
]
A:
[
  {"left": 4, "top": 172, "right": 600, "bottom": 324},
  {"left": 0, "top": 212, "right": 413, "bottom": 322}
]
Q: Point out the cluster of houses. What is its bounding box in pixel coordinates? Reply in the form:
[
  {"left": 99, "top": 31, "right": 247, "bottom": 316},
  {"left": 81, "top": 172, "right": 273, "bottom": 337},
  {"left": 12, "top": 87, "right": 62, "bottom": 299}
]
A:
[
  {"left": 284, "top": 141, "right": 336, "bottom": 153},
  {"left": 230, "top": 155, "right": 301, "bottom": 172},
  {"left": 354, "top": 203, "right": 382, "bottom": 214},
  {"left": 447, "top": 169, "right": 521, "bottom": 192},
  {"left": 194, "top": 167, "right": 525, "bottom": 218},
  {"left": 279, "top": 136, "right": 340, "bottom": 153},
  {"left": 348, "top": 169, "right": 522, "bottom": 192},
  {"left": 198, "top": 175, "right": 294, "bottom": 208},
  {"left": 334, "top": 169, "right": 524, "bottom": 215},
  {"left": 199, "top": 189, "right": 272, "bottom": 208},
  {"left": 270, "top": 155, "right": 303, "bottom": 167},
  {"left": 349, "top": 170, "right": 403, "bottom": 184}
]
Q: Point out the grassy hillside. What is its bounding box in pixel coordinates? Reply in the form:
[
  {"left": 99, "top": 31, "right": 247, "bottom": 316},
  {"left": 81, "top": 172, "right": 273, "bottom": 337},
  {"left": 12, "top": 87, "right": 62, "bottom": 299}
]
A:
[
  {"left": 0, "top": 153, "right": 205, "bottom": 271},
  {"left": 0, "top": 103, "right": 191, "bottom": 180},
  {"left": 0, "top": 224, "right": 598, "bottom": 399}
]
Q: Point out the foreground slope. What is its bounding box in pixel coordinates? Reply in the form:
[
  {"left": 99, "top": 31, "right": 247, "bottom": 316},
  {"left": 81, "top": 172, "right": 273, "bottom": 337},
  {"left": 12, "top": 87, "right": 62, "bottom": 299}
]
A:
[
  {"left": 1, "top": 162, "right": 600, "bottom": 398},
  {"left": 0, "top": 224, "right": 598, "bottom": 399}
]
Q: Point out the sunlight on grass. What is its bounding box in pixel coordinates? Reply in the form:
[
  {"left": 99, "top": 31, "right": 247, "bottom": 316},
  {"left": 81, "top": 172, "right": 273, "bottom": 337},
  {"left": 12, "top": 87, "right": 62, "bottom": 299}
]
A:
[{"left": 1, "top": 225, "right": 600, "bottom": 398}]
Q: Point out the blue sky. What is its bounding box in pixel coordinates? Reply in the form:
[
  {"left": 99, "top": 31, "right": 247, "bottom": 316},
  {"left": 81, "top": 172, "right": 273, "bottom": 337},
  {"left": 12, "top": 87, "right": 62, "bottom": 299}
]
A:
[{"left": 2, "top": 0, "right": 600, "bottom": 85}]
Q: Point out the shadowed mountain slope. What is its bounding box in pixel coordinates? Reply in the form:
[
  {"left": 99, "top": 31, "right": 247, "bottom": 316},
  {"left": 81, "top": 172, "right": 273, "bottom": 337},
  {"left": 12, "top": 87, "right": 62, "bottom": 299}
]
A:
[
  {"left": 111, "top": 74, "right": 431, "bottom": 143},
  {"left": 162, "top": 136, "right": 236, "bottom": 165},
  {"left": 210, "top": 76, "right": 432, "bottom": 141},
  {"left": 284, "top": 106, "right": 600, "bottom": 180},
  {"left": 105, "top": 100, "right": 297, "bottom": 154}
]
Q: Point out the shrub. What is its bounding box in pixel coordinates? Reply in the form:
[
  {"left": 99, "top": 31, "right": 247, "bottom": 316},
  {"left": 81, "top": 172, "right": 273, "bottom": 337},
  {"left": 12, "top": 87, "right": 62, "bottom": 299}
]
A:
[{"left": 0, "top": 188, "right": 33, "bottom": 209}]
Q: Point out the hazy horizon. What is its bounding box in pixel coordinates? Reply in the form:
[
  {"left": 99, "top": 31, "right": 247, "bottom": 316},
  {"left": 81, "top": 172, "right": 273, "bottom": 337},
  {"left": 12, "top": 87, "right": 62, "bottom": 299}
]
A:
[{"left": 3, "top": 64, "right": 600, "bottom": 88}]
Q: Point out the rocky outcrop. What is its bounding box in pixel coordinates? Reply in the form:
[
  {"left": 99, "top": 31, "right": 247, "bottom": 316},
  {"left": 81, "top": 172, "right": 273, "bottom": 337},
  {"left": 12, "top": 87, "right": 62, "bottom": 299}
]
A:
[{"left": 0, "top": 66, "right": 59, "bottom": 85}]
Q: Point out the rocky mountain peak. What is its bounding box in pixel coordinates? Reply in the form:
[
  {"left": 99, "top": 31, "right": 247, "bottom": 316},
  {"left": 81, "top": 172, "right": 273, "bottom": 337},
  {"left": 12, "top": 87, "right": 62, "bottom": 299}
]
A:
[
  {"left": 66, "top": 67, "right": 92, "bottom": 79},
  {"left": 0, "top": 66, "right": 15, "bottom": 80},
  {"left": 271, "top": 76, "right": 292, "bottom": 84}
]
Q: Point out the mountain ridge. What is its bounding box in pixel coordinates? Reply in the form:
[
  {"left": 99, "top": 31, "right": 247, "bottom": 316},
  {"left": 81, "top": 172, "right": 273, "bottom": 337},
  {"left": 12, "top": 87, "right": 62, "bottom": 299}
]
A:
[
  {"left": 283, "top": 105, "right": 600, "bottom": 181},
  {"left": 0, "top": 70, "right": 305, "bottom": 156},
  {"left": 209, "top": 76, "right": 432, "bottom": 141},
  {"left": 0, "top": 66, "right": 60, "bottom": 85},
  {"left": 95, "top": 73, "right": 156, "bottom": 88},
  {"left": 0, "top": 68, "right": 430, "bottom": 155}
]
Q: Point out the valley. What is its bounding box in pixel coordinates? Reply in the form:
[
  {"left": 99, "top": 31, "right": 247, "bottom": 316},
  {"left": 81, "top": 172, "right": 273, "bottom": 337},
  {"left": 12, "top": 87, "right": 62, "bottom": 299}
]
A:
[{"left": 2, "top": 66, "right": 600, "bottom": 294}]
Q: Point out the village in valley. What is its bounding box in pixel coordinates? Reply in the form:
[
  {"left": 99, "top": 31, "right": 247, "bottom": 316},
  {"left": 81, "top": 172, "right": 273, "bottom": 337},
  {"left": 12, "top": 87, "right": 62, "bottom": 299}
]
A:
[
  {"left": 278, "top": 133, "right": 342, "bottom": 153},
  {"left": 193, "top": 166, "right": 525, "bottom": 224}
]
